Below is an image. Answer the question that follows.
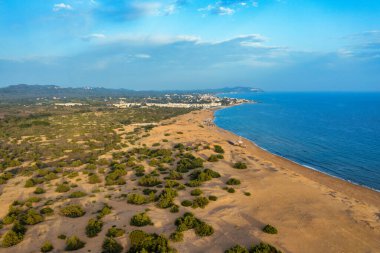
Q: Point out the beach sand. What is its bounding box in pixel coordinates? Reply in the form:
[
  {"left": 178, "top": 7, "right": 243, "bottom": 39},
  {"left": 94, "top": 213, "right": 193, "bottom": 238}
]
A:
[{"left": 0, "top": 109, "right": 379, "bottom": 253}]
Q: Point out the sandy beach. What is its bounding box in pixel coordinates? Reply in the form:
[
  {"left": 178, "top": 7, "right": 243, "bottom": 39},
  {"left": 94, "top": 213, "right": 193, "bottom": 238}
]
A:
[{"left": 0, "top": 108, "right": 379, "bottom": 253}]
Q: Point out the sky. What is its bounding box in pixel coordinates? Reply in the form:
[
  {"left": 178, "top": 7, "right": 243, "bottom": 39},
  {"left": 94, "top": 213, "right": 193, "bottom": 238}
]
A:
[{"left": 0, "top": 0, "right": 380, "bottom": 91}]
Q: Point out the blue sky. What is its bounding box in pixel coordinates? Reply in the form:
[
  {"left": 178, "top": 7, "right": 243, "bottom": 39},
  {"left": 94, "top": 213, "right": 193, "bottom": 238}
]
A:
[{"left": 0, "top": 0, "right": 379, "bottom": 91}]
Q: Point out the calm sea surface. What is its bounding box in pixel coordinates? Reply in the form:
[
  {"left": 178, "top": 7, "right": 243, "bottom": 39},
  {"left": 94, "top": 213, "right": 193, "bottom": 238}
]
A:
[{"left": 214, "top": 92, "right": 380, "bottom": 191}]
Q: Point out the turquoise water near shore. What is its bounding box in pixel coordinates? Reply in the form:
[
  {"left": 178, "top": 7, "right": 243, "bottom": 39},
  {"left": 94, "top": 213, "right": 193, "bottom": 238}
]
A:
[{"left": 214, "top": 92, "right": 380, "bottom": 191}]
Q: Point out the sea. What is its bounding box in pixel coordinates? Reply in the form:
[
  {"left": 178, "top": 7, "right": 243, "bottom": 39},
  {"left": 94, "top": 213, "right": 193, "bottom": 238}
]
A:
[{"left": 214, "top": 92, "right": 380, "bottom": 191}]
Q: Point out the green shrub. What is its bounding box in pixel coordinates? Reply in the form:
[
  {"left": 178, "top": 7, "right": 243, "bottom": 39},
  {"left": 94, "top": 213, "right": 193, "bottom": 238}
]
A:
[
  {"left": 127, "top": 193, "right": 149, "bottom": 205},
  {"left": 65, "top": 236, "right": 85, "bottom": 251},
  {"left": 41, "top": 241, "right": 54, "bottom": 252},
  {"left": 192, "top": 197, "right": 209, "bottom": 209},
  {"left": 181, "top": 200, "right": 192, "bottom": 207},
  {"left": 24, "top": 178, "right": 36, "bottom": 188},
  {"left": 20, "top": 209, "right": 44, "bottom": 225},
  {"left": 40, "top": 207, "right": 54, "bottom": 216},
  {"left": 225, "top": 245, "right": 249, "bottom": 253},
  {"left": 130, "top": 212, "right": 153, "bottom": 227},
  {"left": 86, "top": 218, "right": 103, "bottom": 237},
  {"left": 34, "top": 187, "right": 45, "bottom": 194},
  {"left": 262, "top": 224, "right": 278, "bottom": 234},
  {"left": 106, "top": 227, "right": 125, "bottom": 238},
  {"left": 190, "top": 189, "right": 203, "bottom": 196},
  {"left": 226, "top": 178, "right": 241, "bottom": 185},
  {"left": 156, "top": 188, "right": 177, "bottom": 208},
  {"left": 60, "top": 204, "right": 86, "bottom": 218},
  {"left": 58, "top": 234, "right": 67, "bottom": 240},
  {"left": 208, "top": 195, "right": 218, "bottom": 201},
  {"left": 207, "top": 155, "right": 219, "bottom": 162},
  {"left": 69, "top": 191, "right": 87, "bottom": 198},
  {"left": 128, "top": 230, "right": 175, "bottom": 253},
  {"left": 97, "top": 204, "right": 112, "bottom": 219},
  {"left": 214, "top": 145, "right": 224, "bottom": 154},
  {"left": 233, "top": 162, "right": 247, "bottom": 169},
  {"left": 244, "top": 192, "right": 251, "bottom": 196},
  {"left": 88, "top": 174, "right": 102, "bottom": 184},
  {"left": 170, "top": 205, "right": 179, "bottom": 213},
  {"left": 194, "top": 221, "right": 214, "bottom": 237},
  {"left": 1, "top": 230, "right": 23, "bottom": 247},
  {"left": 169, "top": 231, "right": 184, "bottom": 242},
  {"left": 250, "top": 242, "right": 282, "bottom": 253},
  {"left": 227, "top": 188, "right": 236, "bottom": 193},
  {"left": 138, "top": 175, "right": 162, "bottom": 187},
  {"left": 174, "top": 212, "right": 214, "bottom": 237},
  {"left": 168, "top": 170, "right": 183, "bottom": 180},
  {"left": 102, "top": 237, "right": 123, "bottom": 253},
  {"left": 55, "top": 183, "right": 70, "bottom": 193},
  {"left": 143, "top": 188, "right": 157, "bottom": 195},
  {"left": 176, "top": 156, "right": 203, "bottom": 173}
]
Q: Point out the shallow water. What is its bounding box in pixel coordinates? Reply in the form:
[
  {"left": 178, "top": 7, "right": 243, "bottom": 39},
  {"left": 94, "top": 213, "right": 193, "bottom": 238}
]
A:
[{"left": 214, "top": 92, "right": 380, "bottom": 191}]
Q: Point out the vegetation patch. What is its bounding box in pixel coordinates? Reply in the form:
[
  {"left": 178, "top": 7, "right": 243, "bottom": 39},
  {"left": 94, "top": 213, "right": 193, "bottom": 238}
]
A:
[
  {"left": 65, "top": 236, "right": 86, "bottom": 251},
  {"left": 128, "top": 230, "right": 175, "bottom": 253},
  {"left": 130, "top": 212, "right": 153, "bottom": 227},
  {"left": 262, "top": 224, "right": 278, "bottom": 234},
  {"left": 60, "top": 204, "right": 86, "bottom": 218}
]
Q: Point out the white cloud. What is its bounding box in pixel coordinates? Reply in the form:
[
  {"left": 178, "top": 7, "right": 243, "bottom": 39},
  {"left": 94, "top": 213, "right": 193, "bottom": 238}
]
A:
[
  {"left": 53, "top": 3, "right": 73, "bottom": 12},
  {"left": 218, "top": 7, "right": 235, "bottom": 15},
  {"left": 81, "top": 33, "right": 106, "bottom": 41},
  {"left": 135, "top": 54, "right": 151, "bottom": 59}
]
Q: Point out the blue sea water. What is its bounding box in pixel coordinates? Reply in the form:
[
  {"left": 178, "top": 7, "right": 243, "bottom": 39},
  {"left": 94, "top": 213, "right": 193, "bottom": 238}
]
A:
[{"left": 214, "top": 92, "right": 380, "bottom": 191}]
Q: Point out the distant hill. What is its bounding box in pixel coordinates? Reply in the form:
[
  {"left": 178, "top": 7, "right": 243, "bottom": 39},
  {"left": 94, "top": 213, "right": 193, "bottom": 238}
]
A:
[{"left": 0, "top": 84, "right": 262, "bottom": 101}]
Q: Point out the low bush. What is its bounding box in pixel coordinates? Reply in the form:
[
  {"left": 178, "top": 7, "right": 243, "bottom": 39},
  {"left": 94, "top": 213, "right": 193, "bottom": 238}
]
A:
[
  {"left": 60, "top": 204, "right": 86, "bottom": 218},
  {"left": 169, "top": 231, "right": 184, "bottom": 242},
  {"left": 1, "top": 230, "right": 23, "bottom": 247},
  {"left": 190, "top": 189, "right": 203, "bottom": 196},
  {"left": 174, "top": 212, "right": 214, "bottom": 237},
  {"left": 86, "top": 218, "right": 103, "bottom": 237},
  {"left": 170, "top": 205, "right": 179, "bottom": 213},
  {"left": 194, "top": 221, "right": 214, "bottom": 236},
  {"left": 233, "top": 162, "right": 247, "bottom": 170},
  {"left": 55, "top": 183, "right": 70, "bottom": 193},
  {"left": 227, "top": 188, "right": 236, "bottom": 193},
  {"left": 181, "top": 200, "right": 192, "bottom": 207},
  {"left": 156, "top": 188, "right": 177, "bottom": 208},
  {"left": 138, "top": 175, "right": 162, "bottom": 187},
  {"left": 88, "top": 174, "right": 102, "bottom": 184},
  {"left": 107, "top": 227, "right": 125, "bottom": 238},
  {"left": 40, "top": 207, "right": 54, "bottom": 216},
  {"left": 244, "top": 192, "right": 251, "bottom": 196},
  {"left": 208, "top": 195, "right": 218, "bottom": 201},
  {"left": 69, "top": 191, "right": 87, "bottom": 198},
  {"left": 127, "top": 193, "right": 149, "bottom": 205},
  {"left": 262, "top": 224, "right": 278, "bottom": 234},
  {"left": 128, "top": 230, "right": 175, "bottom": 253},
  {"left": 207, "top": 155, "right": 219, "bottom": 162},
  {"left": 20, "top": 209, "right": 44, "bottom": 225},
  {"left": 41, "top": 241, "right": 54, "bottom": 252},
  {"left": 226, "top": 178, "right": 241, "bottom": 185},
  {"left": 97, "top": 204, "right": 112, "bottom": 219},
  {"left": 130, "top": 212, "right": 153, "bottom": 227},
  {"left": 250, "top": 242, "right": 282, "bottom": 253},
  {"left": 102, "top": 237, "right": 123, "bottom": 253},
  {"left": 192, "top": 197, "right": 209, "bottom": 209},
  {"left": 225, "top": 245, "right": 249, "bottom": 253},
  {"left": 65, "top": 236, "right": 85, "bottom": 251},
  {"left": 214, "top": 145, "right": 225, "bottom": 154},
  {"left": 58, "top": 234, "right": 67, "bottom": 240},
  {"left": 34, "top": 187, "right": 46, "bottom": 194}
]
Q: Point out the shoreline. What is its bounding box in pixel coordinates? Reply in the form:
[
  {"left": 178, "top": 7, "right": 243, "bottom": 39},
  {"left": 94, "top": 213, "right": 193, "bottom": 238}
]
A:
[{"left": 210, "top": 106, "right": 380, "bottom": 206}]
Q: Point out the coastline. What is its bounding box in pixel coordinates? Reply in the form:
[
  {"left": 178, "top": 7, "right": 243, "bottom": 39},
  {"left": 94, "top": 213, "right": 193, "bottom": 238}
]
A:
[
  {"left": 211, "top": 105, "right": 380, "bottom": 206},
  {"left": 157, "top": 108, "right": 380, "bottom": 252}
]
